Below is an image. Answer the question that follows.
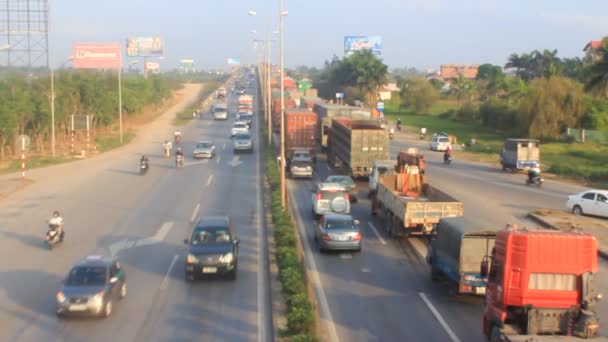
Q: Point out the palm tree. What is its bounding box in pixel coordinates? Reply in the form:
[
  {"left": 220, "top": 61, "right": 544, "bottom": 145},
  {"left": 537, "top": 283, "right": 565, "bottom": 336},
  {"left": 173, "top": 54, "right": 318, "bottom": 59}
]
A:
[
  {"left": 505, "top": 53, "right": 531, "bottom": 78},
  {"left": 585, "top": 59, "right": 608, "bottom": 97},
  {"left": 449, "top": 75, "right": 477, "bottom": 105},
  {"left": 349, "top": 51, "right": 388, "bottom": 105}
]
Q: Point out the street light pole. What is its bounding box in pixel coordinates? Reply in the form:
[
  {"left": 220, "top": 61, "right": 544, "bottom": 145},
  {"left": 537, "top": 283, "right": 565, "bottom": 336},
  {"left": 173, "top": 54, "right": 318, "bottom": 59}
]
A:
[
  {"left": 266, "top": 35, "right": 272, "bottom": 144},
  {"left": 279, "top": 0, "right": 287, "bottom": 209},
  {"left": 50, "top": 67, "right": 56, "bottom": 157}
]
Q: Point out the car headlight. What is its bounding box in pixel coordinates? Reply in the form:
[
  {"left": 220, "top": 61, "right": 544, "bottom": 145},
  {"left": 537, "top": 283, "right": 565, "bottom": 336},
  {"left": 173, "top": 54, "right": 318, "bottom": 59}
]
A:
[
  {"left": 92, "top": 291, "right": 105, "bottom": 304},
  {"left": 219, "top": 252, "right": 234, "bottom": 264},
  {"left": 187, "top": 253, "right": 199, "bottom": 264},
  {"left": 56, "top": 291, "right": 66, "bottom": 303}
]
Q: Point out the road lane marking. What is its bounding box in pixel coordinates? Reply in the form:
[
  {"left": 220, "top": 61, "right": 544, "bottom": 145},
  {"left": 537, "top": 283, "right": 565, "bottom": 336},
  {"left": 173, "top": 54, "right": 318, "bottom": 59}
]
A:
[
  {"left": 289, "top": 187, "right": 340, "bottom": 342},
  {"left": 109, "top": 239, "right": 134, "bottom": 257},
  {"left": 190, "top": 203, "right": 200, "bottom": 223},
  {"left": 160, "top": 254, "right": 179, "bottom": 290},
  {"left": 367, "top": 222, "right": 387, "bottom": 245},
  {"left": 136, "top": 222, "right": 174, "bottom": 247},
  {"left": 339, "top": 253, "right": 352, "bottom": 259},
  {"left": 327, "top": 165, "right": 331, "bottom": 171},
  {"left": 207, "top": 174, "right": 214, "bottom": 186},
  {"left": 419, "top": 292, "right": 461, "bottom": 342},
  {"left": 222, "top": 143, "right": 226, "bottom": 150},
  {"left": 217, "top": 156, "right": 221, "bottom": 164},
  {"left": 361, "top": 268, "right": 371, "bottom": 273}
]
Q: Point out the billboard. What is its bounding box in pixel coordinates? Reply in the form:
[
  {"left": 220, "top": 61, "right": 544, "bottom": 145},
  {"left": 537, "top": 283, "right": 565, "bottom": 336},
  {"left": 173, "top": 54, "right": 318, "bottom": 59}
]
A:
[
  {"left": 227, "top": 58, "right": 241, "bottom": 65},
  {"left": 126, "top": 37, "right": 163, "bottom": 57},
  {"left": 344, "top": 36, "right": 382, "bottom": 55},
  {"left": 145, "top": 61, "right": 160, "bottom": 73},
  {"left": 72, "top": 43, "right": 122, "bottom": 69},
  {"left": 180, "top": 59, "right": 194, "bottom": 68}
]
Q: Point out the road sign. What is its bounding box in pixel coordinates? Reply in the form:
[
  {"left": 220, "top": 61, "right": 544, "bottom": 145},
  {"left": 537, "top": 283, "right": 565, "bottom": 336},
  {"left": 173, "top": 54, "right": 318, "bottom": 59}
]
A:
[
  {"left": 377, "top": 101, "right": 385, "bottom": 112},
  {"left": 336, "top": 93, "right": 344, "bottom": 99},
  {"left": 18, "top": 135, "right": 30, "bottom": 150}
]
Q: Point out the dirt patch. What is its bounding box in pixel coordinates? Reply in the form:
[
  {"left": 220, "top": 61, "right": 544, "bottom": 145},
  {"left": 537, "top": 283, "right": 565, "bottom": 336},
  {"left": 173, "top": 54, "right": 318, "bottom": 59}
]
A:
[{"left": 0, "top": 178, "right": 34, "bottom": 199}]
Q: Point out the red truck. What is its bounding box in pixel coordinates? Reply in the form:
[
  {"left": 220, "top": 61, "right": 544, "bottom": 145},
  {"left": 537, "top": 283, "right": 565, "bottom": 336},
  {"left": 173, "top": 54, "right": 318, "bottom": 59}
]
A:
[
  {"left": 482, "top": 226, "right": 604, "bottom": 341},
  {"left": 285, "top": 109, "right": 318, "bottom": 163},
  {"left": 272, "top": 98, "right": 297, "bottom": 132}
]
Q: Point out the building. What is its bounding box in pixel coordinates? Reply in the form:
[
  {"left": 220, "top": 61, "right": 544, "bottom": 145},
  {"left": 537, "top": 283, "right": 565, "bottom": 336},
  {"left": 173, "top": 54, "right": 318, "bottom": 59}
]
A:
[
  {"left": 584, "top": 40, "right": 604, "bottom": 63},
  {"left": 440, "top": 64, "right": 479, "bottom": 81},
  {"left": 378, "top": 82, "right": 400, "bottom": 101}
]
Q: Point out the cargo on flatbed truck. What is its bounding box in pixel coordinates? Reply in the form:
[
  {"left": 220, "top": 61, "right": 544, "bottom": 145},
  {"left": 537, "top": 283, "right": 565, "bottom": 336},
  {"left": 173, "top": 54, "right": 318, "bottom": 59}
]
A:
[
  {"left": 285, "top": 109, "right": 318, "bottom": 163},
  {"left": 427, "top": 217, "right": 497, "bottom": 295},
  {"left": 371, "top": 172, "right": 463, "bottom": 236},
  {"left": 483, "top": 226, "right": 605, "bottom": 342},
  {"left": 327, "top": 118, "right": 389, "bottom": 178},
  {"left": 313, "top": 103, "right": 372, "bottom": 149}
]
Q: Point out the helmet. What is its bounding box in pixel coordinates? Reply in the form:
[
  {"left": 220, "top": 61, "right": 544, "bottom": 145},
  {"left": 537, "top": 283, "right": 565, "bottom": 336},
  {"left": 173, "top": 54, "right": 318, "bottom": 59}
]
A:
[
  {"left": 177, "top": 147, "right": 182, "bottom": 151},
  {"left": 53, "top": 210, "right": 60, "bottom": 217}
]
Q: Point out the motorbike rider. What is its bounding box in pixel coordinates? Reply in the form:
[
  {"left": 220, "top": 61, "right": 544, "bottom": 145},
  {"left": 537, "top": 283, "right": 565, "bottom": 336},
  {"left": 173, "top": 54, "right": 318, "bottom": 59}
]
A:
[
  {"left": 396, "top": 118, "right": 402, "bottom": 131},
  {"left": 48, "top": 210, "right": 64, "bottom": 241},
  {"left": 420, "top": 127, "right": 427, "bottom": 138},
  {"left": 174, "top": 130, "right": 182, "bottom": 144},
  {"left": 175, "top": 147, "right": 184, "bottom": 166},
  {"left": 444, "top": 144, "right": 453, "bottom": 162},
  {"left": 140, "top": 154, "right": 149, "bottom": 166},
  {"left": 389, "top": 127, "right": 395, "bottom": 138},
  {"left": 164, "top": 140, "right": 172, "bottom": 157},
  {"left": 528, "top": 165, "right": 541, "bottom": 183}
]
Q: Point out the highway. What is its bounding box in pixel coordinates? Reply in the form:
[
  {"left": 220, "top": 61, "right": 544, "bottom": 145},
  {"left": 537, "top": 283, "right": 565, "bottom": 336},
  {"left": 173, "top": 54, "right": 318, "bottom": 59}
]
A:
[
  {"left": 287, "top": 129, "right": 608, "bottom": 341},
  {"left": 0, "top": 80, "right": 272, "bottom": 341}
]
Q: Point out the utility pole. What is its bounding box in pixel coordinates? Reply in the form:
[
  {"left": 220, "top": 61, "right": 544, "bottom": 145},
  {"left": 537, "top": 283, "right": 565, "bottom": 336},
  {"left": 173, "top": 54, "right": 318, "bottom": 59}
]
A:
[
  {"left": 50, "top": 67, "right": 56, "bottom": 156},
  {"left": 279, "top": 0, "right": 287, "bottom": 209},
  {"left": 266, "top": 35, "right": 272, "bottom": 144}
]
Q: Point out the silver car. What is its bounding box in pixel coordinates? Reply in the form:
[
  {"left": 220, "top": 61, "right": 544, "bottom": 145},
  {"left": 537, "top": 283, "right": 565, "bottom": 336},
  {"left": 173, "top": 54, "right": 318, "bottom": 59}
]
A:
[
  {"left": 289, "top": 157, "right": 313, "bottom": 179},
  {"left": 193, "top": 140, "right": 216, "bottom": 159},
  {"left": 311, "top": 182, "right": 351, "bottom": 218},
  {"left": 315, "top": 214, "right": 362, "bottom": 252},
  {"left": 233, "top": 132, "right": 254, "bottom": 153}
]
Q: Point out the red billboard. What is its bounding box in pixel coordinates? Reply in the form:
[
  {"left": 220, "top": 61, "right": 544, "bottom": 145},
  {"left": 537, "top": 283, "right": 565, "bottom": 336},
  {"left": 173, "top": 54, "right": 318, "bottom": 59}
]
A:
[{"left": 72, "top": 43, "right": 122, "bottom": 69}]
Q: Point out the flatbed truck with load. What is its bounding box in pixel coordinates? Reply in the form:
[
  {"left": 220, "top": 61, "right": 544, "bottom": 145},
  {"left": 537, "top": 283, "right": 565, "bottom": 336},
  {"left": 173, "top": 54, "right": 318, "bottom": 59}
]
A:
[
  {"left": 371, "top": 170, "right": 463, "bottom": 236},
  {"left": 327, "top": 118, "right": 389, "bottom": 178},
  {"left": 482, "top": 226, "right": 606, "bottom": 342}
]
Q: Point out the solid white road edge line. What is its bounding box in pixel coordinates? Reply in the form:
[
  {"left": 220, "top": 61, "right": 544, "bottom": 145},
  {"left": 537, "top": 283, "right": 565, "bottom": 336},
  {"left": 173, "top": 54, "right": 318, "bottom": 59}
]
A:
[
  {"left": 367, "top": 222, "right": 387, "bottom": 245},
  {"left": 207, "top": 174, "right": 214, "bottom": 187},
  {"left": 289, "top": 188, "right": 340, "bottom": 342},
  {"left": 222, "top": 143, "right": 226, "bottom": 150},
  {"left": 190, "top": 203, "right": 200, "bottom": 223},
  {"left": 255, "top": 100, "right": 268, "bottom": 342},
  {"left": 160, "top": 254, "right": 179, "bottom": 290},
  {"left": 418, "top": 292, "right": 461, "bottom": 342},
  {"left": 217, "top": 156, "right": 221, "bottom": 164}
]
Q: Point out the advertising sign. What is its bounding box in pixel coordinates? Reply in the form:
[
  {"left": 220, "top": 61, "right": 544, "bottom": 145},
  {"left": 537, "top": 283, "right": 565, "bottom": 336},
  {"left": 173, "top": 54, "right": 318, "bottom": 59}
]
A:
[
  {"left": 377, "top": 101, "right": 385, "bottom": 112},
  {"left": 72, "top": 43, "right": 121, "bottom": 69},
  {"left": 227, "top": 58, "right": 241, "bottom": 65},
  {"left": 145, "top": 61, "right": 160, "bottom": 72},
  {"left": 344, "top": 36, "right": 382, "bottom": 55},
  {"left": 126, "top": 37, "right": 163, "bottom": 57},
  {"left": 180, "top": 59, "right": 194, "bottom": 67}
]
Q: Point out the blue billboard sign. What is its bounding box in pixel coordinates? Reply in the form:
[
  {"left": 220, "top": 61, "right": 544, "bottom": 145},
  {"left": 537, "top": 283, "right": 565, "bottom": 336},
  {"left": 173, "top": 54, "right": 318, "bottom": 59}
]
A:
[{"left": 344, "top": 36, "right": 382, "bottom": 55}]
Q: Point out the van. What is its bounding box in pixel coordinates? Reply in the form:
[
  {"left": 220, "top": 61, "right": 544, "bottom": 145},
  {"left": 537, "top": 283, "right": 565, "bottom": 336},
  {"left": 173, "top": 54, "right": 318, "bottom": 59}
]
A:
[
  {"left": 429, "top": 134, "right": 450, "bottom": 151},
  {"left": 500, "top": 138, "right": 539, "bottom": 171},
  {"left": 213, "top": 103, "right": 228, "bottom": 120}
]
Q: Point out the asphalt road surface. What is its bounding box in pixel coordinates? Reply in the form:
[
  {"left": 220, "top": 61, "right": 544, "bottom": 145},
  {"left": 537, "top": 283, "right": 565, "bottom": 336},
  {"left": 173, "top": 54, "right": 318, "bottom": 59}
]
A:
[
  {"left": 0, "top": 80, "right": 272, "bottom": 342},
  {"left": 287, "top": 129, "right": 608, "bottom": 341}
]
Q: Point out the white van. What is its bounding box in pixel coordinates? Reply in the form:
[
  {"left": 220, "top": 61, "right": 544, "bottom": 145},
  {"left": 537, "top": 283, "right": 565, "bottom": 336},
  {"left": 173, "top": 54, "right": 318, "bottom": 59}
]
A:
[
  {"left": 429, "top": 135, "right": 450, "bottom": 151},
  {"left": 213, "top": 103, "right": 228, "bottom": 120}
]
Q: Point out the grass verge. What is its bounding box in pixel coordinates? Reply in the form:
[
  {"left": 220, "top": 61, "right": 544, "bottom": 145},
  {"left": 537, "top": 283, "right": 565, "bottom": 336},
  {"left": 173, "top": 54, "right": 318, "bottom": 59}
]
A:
[
  {"left": 263, "top": 128, "right": 316, "bottom": 340},
  {"left": 173, "top": 81, "right": 222, "bottom": 126},
  {"left": 95, "top": 129, "right": 136, "bottom": 153}
]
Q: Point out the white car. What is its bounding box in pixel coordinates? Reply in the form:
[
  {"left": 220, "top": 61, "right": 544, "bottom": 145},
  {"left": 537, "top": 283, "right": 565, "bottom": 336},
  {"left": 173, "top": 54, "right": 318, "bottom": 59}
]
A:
[
  {"left": 231, "top": 122, "right": 250, "bottom": 137},
  {"left": 311, "top": 182, "right": 351, "bottom": 218},
  {"left": 566, "top": 190, "right": 608, "bottom": 218},
  {"left": 429, "top": 135, "right": 451, "bottom": 151}
]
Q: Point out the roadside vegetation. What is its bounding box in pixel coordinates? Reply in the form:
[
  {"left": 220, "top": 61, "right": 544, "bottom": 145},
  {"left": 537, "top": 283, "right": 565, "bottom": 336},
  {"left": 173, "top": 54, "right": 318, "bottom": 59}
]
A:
[{"left": 173, "top": 81, "right": 224, "bottom": 125}]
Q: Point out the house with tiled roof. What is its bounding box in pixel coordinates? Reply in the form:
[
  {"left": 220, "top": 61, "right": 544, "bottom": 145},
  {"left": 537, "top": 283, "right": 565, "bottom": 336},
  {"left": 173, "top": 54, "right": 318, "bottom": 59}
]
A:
[
  {"left": 439, "top": 64, "right": 479, "bottom": 81},
  {"left": 584, "top": 39, "right": 604, "bottom": 63}
]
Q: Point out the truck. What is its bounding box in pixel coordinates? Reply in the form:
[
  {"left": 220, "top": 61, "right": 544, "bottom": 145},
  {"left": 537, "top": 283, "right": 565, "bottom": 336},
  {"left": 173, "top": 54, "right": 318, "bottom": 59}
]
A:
[
  {"left": 237, "top": 94, "right": 253, "bottom": 108},
  {"left": 285, "top": 109, "right": 318, "bottom": 164},
  {"left": 371, "top": 171, "right": 463, "bottom": 236},
  {"left": 482, "top": 226, "right": 605, "bottom": 342},
  {"left": 272, "top": 98, "right": 297, "bottom": 132},
  {"left": 368, "top": 160, "right": 397, "bottom": 197},
  {"left": 500, "top": 138, "right": 540, "bottom": 171},
  {"left": 313, "top": 103, "right": 373, "bottom": 149},
  {"left": 427, "top": 217, "right": 497, "bottom": 295},
  {"left": 397, "top": 148, "right": 426, "bottom": 174},
  {"left": 327, "top": 118, "right": 389, "bottom": 178}
]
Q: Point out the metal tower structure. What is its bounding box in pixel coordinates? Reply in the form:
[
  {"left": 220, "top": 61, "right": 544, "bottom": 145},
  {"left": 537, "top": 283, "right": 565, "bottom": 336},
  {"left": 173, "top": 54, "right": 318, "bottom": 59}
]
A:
[{"left": 0, "top": 0, "right": 49, "bottom": 68}]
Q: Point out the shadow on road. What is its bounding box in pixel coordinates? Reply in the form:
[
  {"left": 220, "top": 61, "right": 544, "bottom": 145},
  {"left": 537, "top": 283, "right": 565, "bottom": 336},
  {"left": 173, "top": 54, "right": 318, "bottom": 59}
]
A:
[{"left": 0, "top": 230, "right": 46, "bottom": 250}]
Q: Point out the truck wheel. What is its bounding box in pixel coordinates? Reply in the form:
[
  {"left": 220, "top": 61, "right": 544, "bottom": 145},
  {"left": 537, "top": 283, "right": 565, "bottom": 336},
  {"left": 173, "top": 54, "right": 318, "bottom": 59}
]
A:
[
  {"left": 430, "top": 266, "right": 440, "bottom": 281},
  {"left": 489, "top": 326, "right": 501, "bottom": 342}
]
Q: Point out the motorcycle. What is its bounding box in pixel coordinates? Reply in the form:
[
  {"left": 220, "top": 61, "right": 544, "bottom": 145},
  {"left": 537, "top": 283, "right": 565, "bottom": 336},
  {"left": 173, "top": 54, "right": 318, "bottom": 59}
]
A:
[
  {"left": 419, "top": 132, "right": 426, "bottom": 140},
  {"left": 164, "top": 147, "right": 171, "bottom": 159},
  {"left": 46, "top": 224, "right": 63, "bottom": 250},
  {"left": 389, "top": 129, "right": 394, "bottom": 140},
  {"left": 140, "top": 160, "right": 149, "bottom": 175},
  {"left": 176, "top": 155, "right": 184, "bottom": 168},
  {"left": 526, "top": 176, "right": 544, "bottom": 187},
  {"left": 443, "top": 153, "right": 452, "bottom": 165}
]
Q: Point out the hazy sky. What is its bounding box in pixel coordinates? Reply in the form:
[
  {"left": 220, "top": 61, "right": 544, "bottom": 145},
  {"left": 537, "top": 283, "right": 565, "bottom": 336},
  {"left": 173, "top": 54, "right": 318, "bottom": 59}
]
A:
[{"left": 47, "top": 0, "right": 608, "bottom": 71}]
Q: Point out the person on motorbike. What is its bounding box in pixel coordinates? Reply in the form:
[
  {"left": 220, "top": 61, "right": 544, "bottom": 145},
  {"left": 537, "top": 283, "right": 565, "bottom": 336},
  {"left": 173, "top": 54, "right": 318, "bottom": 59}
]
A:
[
  {"left": 48, "top": 210, "right": 64, "bottom": 241},
  {"left": 175, "top": 147, "right": 184, "bottom": 166},
  {"left": 174, "top": 130, "right": 182, "bottom": 144},
  {"left": 164, "top": 140, "right": 172, "bottom": 158},
  {"left": 420, "top": 127, "right": 427, "bottom": 138},
  {"left": 140, "top": 154, "right": 149, "bottom": 166},
  {"left": 389, "top": 127, "right": 395, "bottom": 138},
  {"left": 528, "top": 166, "right": 541, "bottom": 184},
  {"left": 444, "top": 145, "right": 453, "bottom": 162},
  {"left": 396, "top": 118, "right": 402, "bottom": 131}
]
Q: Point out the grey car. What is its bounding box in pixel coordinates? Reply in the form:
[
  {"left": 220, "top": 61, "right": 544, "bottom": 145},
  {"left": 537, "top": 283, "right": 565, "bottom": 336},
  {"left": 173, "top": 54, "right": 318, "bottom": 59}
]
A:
[
  {"left": 233, "top": 131, "right": 254, "bottom": 153},
  {"left": 324, "top": 175, "right": 358, "bottom": 202},
  {"left": 193, "top": 140, "right": 216, "bottom": 159},
  {"left": 56, "top": 255, "right": 127, "bottom": 318},
  {"left": 315, "top": 214, "right": 362, "bottom": 252}
]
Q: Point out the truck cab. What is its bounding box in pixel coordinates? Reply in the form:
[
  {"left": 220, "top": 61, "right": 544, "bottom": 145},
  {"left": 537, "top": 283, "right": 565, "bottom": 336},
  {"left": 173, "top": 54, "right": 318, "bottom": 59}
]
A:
[
  {"left": 368, "top": 160, "right": 396, "bottom": 196},
  {"left": 482, "top": 226, "right": 601, "bottom": 340}
]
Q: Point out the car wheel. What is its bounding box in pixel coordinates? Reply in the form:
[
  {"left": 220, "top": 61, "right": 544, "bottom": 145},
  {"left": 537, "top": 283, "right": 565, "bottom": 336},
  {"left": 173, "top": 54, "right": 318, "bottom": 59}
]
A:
[
  {"left": 119, "top": 283, "right": 127, "bottom": 299},
  {"left": 185, "top": 272, "right": 195, "bottom": 282},
  {"left": 101, "top": 300, "right": 112, "bottom": 318},
  {"left": 572, "top": 205, "right": 583, "bottom": 216},
  {"left": 228, "top": 265, "right": 238, "bottom": 281}
]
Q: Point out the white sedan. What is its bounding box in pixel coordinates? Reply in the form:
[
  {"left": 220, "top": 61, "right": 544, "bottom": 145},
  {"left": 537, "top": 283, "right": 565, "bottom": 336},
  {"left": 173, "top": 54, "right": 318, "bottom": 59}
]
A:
[
  {"left": 231, "top": 121, "right": 249, "bottom": 137},
  {"left": 565, "top": 190, "right": 608, "bottom": 218}
]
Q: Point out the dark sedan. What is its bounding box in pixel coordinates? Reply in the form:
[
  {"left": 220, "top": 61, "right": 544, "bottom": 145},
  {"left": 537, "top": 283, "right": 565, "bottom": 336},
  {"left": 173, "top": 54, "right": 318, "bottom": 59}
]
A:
[{"left": 184, "top": 216, "right": 240, "bottom": 280}]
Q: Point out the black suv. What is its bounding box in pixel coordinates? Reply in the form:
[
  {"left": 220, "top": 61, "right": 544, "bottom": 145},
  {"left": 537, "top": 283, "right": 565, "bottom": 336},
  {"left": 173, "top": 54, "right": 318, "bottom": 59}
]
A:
[
  {"left": 56, "top": 255, "right": 127, "bottom": 318},
  {"left": 184, "top": 216, "right": 240, "bottom": 280}
]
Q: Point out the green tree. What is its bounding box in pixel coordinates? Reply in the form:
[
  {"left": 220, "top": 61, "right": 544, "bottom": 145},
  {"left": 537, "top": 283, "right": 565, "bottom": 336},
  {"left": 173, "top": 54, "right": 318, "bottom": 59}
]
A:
[
  {"left": 585, "top": 38, "right": 608, "bottom": 97},
  {"left": 449, "top": 75, "right": 477, "bottom": 105},
  {"left": 398, "top": 77, "right": 438, "bottom": 113},
  {"left": 347, "top": 51, "right": 389, "bottom": 106},
  {"left": 505, "top": 53, "right": 532, "bottom": 79}
]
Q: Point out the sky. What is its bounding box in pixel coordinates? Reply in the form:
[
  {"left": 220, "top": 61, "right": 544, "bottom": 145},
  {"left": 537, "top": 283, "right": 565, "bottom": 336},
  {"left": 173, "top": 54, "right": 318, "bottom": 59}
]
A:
[{"left": 41, "top": 0, "right": 608, "bottom": 71}]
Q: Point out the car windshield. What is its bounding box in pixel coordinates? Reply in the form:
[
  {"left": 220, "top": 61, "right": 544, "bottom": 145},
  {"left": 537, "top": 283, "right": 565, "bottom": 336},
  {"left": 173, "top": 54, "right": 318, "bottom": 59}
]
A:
[
  {"left": 326, "top": 176, "right": 350, "bottom": 184},
  {"left": 65, "top": 266, "right": 107, "bottom": 286},
  {"left": 325, "top": 219, "right": 356, "bottom": 230},
  {"left": 197, "top": 142, "right": 213, "bottom": 148},
  {"left": 320, "top": 190, "right": 345, "bottom": 200},
  {"left": 235, "top": 133, "right": 251, "bottom": 140},
  {"left": 438, "top": 137, "right": 449, "bottom": 143},
  {"left": 234, "top": 123, "right": 247, "bottom": 128},
  {"left": 191, "top": 228, "right": 232, "bottom": 244},
  {"left": 377, "top": 167, "right": 389, "bottom": 174},
  {"left": 292, "top": 161, "right": 311, "bottom": 167}
]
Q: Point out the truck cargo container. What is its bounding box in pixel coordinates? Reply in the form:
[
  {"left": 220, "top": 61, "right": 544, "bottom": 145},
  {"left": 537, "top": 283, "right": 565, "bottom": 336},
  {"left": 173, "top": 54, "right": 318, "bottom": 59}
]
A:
[
  {"left": 271, "top": 98, "right": 297, "bottom": 132},
  {"left": 313, "top": 103, "right": 373, "bottom": 149},
  {"left": 427, "top": 217, "right": 497, "bottom": 295},
  {"left": 327, "top": 119, "right": 389, "bottom": 178},
  {"left": 500, "top": 138, "right": 540, "bottom": 171},
  {"left": 482, "top": 226, "right": 604, "bottom": 341},
  {"left": 372, "top": 173, "right": 463, "bottom": 236},
  {"left": 237, "top": 94, "right": 253, "bottom": 106},
  {"left": 284, "top": 109, "right": 318, "bottom": 163}
]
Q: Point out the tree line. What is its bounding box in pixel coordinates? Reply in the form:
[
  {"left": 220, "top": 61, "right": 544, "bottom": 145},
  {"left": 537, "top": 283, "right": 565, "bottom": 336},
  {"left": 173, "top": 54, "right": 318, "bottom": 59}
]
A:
[{"left": 0, "top": 70, "right": 172, "bottom": 159}]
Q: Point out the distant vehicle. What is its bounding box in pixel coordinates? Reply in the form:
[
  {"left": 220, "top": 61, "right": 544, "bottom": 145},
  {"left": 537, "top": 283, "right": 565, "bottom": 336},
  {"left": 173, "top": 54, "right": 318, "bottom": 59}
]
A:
[
  {"left": 56, "top": 255, "right": 127, "bottom": 318},
  {"left": 193, "top": 140, "right": 216, "bottom": 159},
  {"left": 427, "top": 217, "right": 497, "bottom": 295},
  {"left": 236, "top": 88, "right": 246, "bottom": 95},
  {"left": 213, "top": 103, "right": 228, "bottom": 120},
  {"left": 184, "top": 216, "right": 239, "bottom": 281},
  {"left": 289, "top": 156, "right": 313, "bottom": 179},
  {"left": 324, "top": 175, "right": 358, "bottom": 202},
  {"left": 314, "top": 214, "right": 362, "bottom": 253},
  {"left": 231, "top": 121, "right": 249, "bottom": 137},
  {"left": 566, "top": 190, "right": 608, "bottom": 218},
  {"left": 500, "top": 138, "right": 540, "bottom": 171},
  {"left": 429, "top": 134, "right": 450, "bottom": 152},
  {"left": 236, "top": 112, "right": 253, "bottom": 127},
  {"left": 233, "top": 131, "right": 254, "bottom": 153},
  {"left": 217, "top": 87, "right": 227, "bottom": 97},
  {"left": 311, "top": 182, "right": 351, "bottom": 218}
]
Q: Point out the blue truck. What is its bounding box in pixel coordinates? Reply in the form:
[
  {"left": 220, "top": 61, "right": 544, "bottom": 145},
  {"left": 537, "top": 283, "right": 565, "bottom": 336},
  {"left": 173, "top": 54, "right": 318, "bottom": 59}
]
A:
[{"left": 426, "top": 217, "right": 497, "bottom": 295}]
